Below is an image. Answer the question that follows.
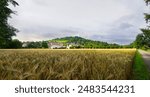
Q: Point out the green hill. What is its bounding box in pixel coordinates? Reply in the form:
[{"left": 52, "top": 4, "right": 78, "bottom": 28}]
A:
[{"left": 50, "top": 36, "right": 121, "bottom": 48}]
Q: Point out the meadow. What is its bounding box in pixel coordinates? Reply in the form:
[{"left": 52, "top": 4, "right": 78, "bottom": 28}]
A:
[{"left": 0, "top": 49, "right": 136, "bottom": 80}]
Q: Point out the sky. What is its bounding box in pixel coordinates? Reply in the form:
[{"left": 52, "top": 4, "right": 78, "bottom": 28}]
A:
[{"left": 9, "top": 0, "right": 147, "bottom": 44}]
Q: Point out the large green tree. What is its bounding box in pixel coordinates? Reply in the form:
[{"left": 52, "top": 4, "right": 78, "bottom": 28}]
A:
[
  {"left": 9, "top": 39, "right": 22, "bottom": 48},
  {"left": 134, "top": 34, "right": 145, "bottom": 48},
  {"left": 0, "top": 0, "right": 19, "bottom": 48},
  {"left": 134, "top": 0, "right": 150, "bottom": 48},
  {"left": 145, "top": 0, "right": 150, "bottom": 21},
  {"left": 140, "top": 0, "right": 150, "bottom": 48}
]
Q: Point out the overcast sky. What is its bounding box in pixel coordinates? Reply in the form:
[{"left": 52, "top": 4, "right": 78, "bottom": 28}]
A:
[{"left": 9, "top": 0, "right": 147, "bottom": 44}]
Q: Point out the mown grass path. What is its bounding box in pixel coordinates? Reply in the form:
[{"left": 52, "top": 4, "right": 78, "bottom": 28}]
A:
[{"left": 139, "top": 50, "right": 150, "bottom": 72}]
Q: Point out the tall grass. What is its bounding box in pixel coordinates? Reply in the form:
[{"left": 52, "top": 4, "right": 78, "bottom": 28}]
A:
[
  {"left": 0, "top": 49, "right": 136, "bottom": 80},
  {"left": 132, "top": 51, "right": 150, "bottom": 80}
]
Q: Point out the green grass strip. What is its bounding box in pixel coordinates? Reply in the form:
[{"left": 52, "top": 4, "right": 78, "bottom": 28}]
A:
[{"left": 132, "top": 51, "right": 150, "bottom": 80}]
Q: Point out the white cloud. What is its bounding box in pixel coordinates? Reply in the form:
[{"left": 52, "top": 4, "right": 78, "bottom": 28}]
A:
[{"left": 9, "top": 0, "right": 146, "bottom": 44}]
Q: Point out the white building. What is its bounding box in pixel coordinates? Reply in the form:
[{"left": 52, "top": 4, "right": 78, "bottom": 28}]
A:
[
  {"left": 22, "top": 42, "right": 29, "bottom": 48},
  {"left": 48, "top": 42, "right": 65, "bottom": 49}
]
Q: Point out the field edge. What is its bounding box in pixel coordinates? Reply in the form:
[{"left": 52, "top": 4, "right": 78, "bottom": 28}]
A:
[{"left": 132, "top": 50, "right": 150, "bottom": 80}]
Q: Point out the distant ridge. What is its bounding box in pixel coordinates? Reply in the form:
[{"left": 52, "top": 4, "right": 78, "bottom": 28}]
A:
[{"left": 49, "top": 36, "right": 121, "bottom": 48}]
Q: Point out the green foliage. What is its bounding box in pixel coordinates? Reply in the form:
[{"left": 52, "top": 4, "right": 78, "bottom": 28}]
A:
[
  {"left": 42, "top": 41, "right": 48, "bottom": 48},
  {"left": 132, "top": 51, "right": 150, "bottom": 80},
  {"left": 134, "top": 0, "right": 150, "bottom": 49},
  {"left": 144, "top": 0, "right": 150, "bottom": 26},
  {"left": 144, "top": 13, "right": 150, "bottom": 23},
  {"left": 27, "top": 42, "right": 42, "bottom": 48},
  {"left": 145, "top": 0, "right": 150, "bottom": 5},
  {"left": 9, "top": 39, "right": 22, "bottom": 49},
  {"left": 141, "top": 29, "right": 150, "bottom": 46},
  {"left": 23, "top": 41, "right": 48, "bottom": 48},
  {"left": 134, "top": 34, "right": 145, "bottom": 48},
  {"left": 0, "top": 0, "right": 19, "bottom": 48},
  {"left": 141, "top": 45, "right": 150, "bottom": 50}
]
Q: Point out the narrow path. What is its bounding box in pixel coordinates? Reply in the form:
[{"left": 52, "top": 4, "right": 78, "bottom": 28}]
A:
[{"left": 139, "top": 50, "right": 150, "bottom": 72}]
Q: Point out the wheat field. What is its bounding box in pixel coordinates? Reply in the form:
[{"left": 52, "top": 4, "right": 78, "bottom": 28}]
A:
[{"left": 0, "top": 49, "right": 136, "bottom": 80}]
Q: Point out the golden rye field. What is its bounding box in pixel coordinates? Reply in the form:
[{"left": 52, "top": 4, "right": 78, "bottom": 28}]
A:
[{"left": 0, "top": 49, "right": 136, "bottom": 80}]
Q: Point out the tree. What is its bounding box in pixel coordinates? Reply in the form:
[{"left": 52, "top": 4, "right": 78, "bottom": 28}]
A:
[
  {"left": 134, "top": 34, "right": 145, "bottom": 48},
  {"left": 145, "top": 0, "right": 150, "bottom": 5},
  {"left": 140, "top": 0, "right": 150, "bottom": 48},
  {"left": 42, "top": 41, "right": 48, "bottom": 48},
  {"left": 141, "top": 29, "right": 150, "bottom": 46},
  {"left": 9, "top": 39, "right": 22, "bottom": 48},
  {"left": 0, "top": 0, "right": 19, "bottom": 48},
  {"left": 134, "top": 0, "right": 150, "bottom": 49}
]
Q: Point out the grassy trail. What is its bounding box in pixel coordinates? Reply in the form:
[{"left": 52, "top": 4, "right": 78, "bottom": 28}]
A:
[{"left": 132, "top": 50, "right": 150, "bottom": 80}]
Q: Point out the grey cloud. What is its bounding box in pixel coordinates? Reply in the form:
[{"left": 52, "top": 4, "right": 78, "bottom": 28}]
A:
[
  {"left": 9, "top": 0, "right": 146, "bottom": 44},
  {"left": 118, "top": 23, "right": 134, "bottom": 29},
  {"left": 16, "top": 25, "right": 82, "bottom": 41}
]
